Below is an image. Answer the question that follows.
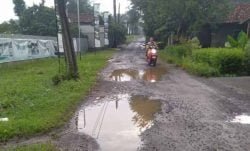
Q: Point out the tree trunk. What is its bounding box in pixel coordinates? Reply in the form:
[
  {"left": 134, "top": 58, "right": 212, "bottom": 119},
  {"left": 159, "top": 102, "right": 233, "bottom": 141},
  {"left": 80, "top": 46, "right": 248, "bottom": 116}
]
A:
[{"left": 57, "top": 0, "right": 78, "bottom": 79}]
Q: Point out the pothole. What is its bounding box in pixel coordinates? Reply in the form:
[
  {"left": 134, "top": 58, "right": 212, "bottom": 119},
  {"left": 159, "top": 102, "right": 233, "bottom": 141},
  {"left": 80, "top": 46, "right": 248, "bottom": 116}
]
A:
[
  {"left": 109, "top": 67, "right": 167, "bottom": 82},
  {"left": 76, "top": 94, "right": 161, "bottom": 151}
]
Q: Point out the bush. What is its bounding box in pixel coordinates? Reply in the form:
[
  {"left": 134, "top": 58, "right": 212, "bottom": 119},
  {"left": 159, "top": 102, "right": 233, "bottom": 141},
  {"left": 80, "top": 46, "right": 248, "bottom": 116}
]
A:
[
  {"left": 244, "top": 41, "right": 250, "bottom": 74},
  {"left": 166, "top": 44, "right": 192, "bottom": 58},
  {"left": 227, "top": 31, "right": 248, "bottom": 50},
  {"left": 192, "top": 48, "right": 244, "bottom": 74},
  {"left": 182, "top": 59, "right": 219, "bottom": 77}
]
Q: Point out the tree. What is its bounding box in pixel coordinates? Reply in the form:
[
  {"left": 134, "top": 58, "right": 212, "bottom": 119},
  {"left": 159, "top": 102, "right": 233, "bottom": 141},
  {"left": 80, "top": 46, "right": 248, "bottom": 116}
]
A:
[
  {"left": 67, "top": 0, "right": 93, "bottom": 14},
  {"left": 127, "top": 7, "right": 140, "bottom": 35},
  {"left": 19, "top": 5, "right": 57, "bottom": 36},
  {"left": 0, "top": 20, "right": 20, "bottom": 34},
  {"left": 108, "top": 16, "right": 127, "bottom": 47},
  {"left": 56, "top": 0, "right": 79, "bottom": 79},
  {"left": 13, "top": 0, "right": 26, "bottom": 17},
  {"left": 131, "top": 0, "right": 231, "bottom": 44}
]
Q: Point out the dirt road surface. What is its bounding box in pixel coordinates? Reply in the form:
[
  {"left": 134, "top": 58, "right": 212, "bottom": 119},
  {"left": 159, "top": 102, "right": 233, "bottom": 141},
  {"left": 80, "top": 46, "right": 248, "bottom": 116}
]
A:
[
  {"left": 56, "top": 38, "right": 250, "bottom": 151},
  {"left": 2, "top": 39, "right": 250, "bottom": 151}
]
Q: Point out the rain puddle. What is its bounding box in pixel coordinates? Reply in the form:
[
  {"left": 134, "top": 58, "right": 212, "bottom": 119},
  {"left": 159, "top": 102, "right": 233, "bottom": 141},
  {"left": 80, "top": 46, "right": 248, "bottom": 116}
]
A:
[
  {"left": 77, "top": 94, "right": 161, "bottom": 151},
  {"left": 110, "top": 67, "right": 167, "bottom": 82},
  {"left": 230, "top": 114, "right": 250, "bottom": 124}
]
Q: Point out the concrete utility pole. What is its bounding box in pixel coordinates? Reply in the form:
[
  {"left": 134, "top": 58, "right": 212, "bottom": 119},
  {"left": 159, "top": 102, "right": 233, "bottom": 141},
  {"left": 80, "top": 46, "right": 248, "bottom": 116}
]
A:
[
  {"left": 113, "top": 0, "right": 117, "bottom": 48},
  {"left": 118, "top": 3, "right": 120, "bottom": 23},
  {"left": 77, "top": 0, "right": 81, "bottom": 60},
  {"left": 113, "top": 0, "right": 117, "bottom": 23}
]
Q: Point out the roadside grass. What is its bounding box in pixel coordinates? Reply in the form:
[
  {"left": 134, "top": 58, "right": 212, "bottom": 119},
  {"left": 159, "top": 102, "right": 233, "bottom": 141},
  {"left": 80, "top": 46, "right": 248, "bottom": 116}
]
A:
[
  {"left": 0, "top": 49, "right": 115, "bottom": 141},
  {"left": 2, "top": 142, "right": 58, "bottom": 151},
  {"left": 160, "top": 46, "right": 246, "bottom": 77}
]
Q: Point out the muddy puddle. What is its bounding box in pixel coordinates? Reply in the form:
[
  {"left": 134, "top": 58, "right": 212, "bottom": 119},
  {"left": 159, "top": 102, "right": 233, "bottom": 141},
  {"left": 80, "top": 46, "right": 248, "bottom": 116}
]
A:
[
  {"left": 229, "top": 114, "right": 250, "bottom": 124},
  {"left": 110, "top": 67, "right": 167, "bottom": 82},
  {"left": 77, "top": 94, "right": 161, "bottom": 151}
]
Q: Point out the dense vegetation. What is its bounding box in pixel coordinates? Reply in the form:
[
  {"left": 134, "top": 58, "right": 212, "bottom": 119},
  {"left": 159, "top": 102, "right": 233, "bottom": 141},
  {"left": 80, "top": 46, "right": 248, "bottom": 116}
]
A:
[
  {"left": 130, "top": 0, "right": 232, "bottom": 43},
  {"left": 0, "top": 50, "right": 114, "bottom": 141},
  {"left": 160, "top": 33, "right": 250, "bottom": 77},
  {"left": 2, "top": 142, "right": 57, "bottom": 151}
]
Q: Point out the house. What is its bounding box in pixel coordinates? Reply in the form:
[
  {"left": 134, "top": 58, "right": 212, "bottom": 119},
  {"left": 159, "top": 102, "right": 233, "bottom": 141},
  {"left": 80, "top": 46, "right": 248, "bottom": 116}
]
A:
[
  {"left": 198, "top": 3, "right": 250, "bottom": 47},
  {"left": 68, "top": 13, "right": 95, "bottom": 48}
]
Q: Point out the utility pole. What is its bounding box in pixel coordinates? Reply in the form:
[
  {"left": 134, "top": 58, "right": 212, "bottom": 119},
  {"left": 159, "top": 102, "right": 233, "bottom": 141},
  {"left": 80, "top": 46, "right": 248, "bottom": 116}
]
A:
[
  {"left": 113, "top": 0, "right": 117, "bottom": 23},
  {"left": 77, "top": 0, "right": 81, "bottom": 60},
  {"left": 113, "top": 0, "right": 117, "bottom": 47},
  {"left": 118, "top": 3, "right": 120, "bottom": 23}
]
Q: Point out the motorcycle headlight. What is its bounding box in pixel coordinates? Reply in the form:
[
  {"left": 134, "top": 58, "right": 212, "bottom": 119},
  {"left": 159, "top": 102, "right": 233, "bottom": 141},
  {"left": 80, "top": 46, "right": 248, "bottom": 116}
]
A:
[{"left": 152, "top": 49, "right": 157, "bottom": 54}]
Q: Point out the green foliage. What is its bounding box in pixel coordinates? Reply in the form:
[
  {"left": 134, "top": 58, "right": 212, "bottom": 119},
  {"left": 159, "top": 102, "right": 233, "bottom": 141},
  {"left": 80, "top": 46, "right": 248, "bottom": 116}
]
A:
[
  {"left": 131, "top": 0, "right": 230, "bottom": 42},
  {"left": 161, "top": 44, "right": 248, "bottom": 76},
  {"left": 244, "top": 41, "right": 250, "bottom": 74},
  {"left": 3, "top": 142, "right": 57, "bottom": 151},
  {"left": 13, "top": 0, "right": 26, "bottom": 17},
  {"left": 182, "top": 59, "right": 220, "bottom": 77},
  {"left": 19, "top": 5, "right": 57, "bottom": 36},
  {"left": 188, "top": 37, "right": 201, "bottom": 49},
  {"left": 0, "top": 50, "right": 115, "bottom": 141},
  {"left": 166, "top": 44, "right": 192, "bottom": 58},
  {"left": 108, "top": 21, "right": 127, "bottom": 47},
  {"left": 0, "top": 20, "right": 20, "bottom": 34},
  {"left": 192, "top": 48, "right": 245, "bottom": 74},
  {"left": 67, "top": 0, "right": 93, "bottom": 14},
  {"left": 1, "top": 2, "right": 57, "bottom": 36},
  {"left": 227, "top": 31, "right": 248, "bottom": 50}
]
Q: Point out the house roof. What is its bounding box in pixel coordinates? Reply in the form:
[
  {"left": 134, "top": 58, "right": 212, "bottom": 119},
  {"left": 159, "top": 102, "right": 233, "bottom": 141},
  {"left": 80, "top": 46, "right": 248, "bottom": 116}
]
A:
[
  {"left": 227, "top": 3, "right": 250, "bottom": 23},
  {"left": 68, "top": 13, "right": 94, "bottom": 24}
]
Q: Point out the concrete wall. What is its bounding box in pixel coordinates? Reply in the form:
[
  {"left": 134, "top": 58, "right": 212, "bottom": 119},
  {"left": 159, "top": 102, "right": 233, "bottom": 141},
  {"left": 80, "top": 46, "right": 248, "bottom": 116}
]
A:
[
  {"left": 100, "top": 26, "right": 105, "bottom": 47},
  {"left": 0, "top": 34, "right": 57, "bottom": 41},
  {"left": 80, "top": 25, "right": 95, "bottom": 48},
  {"left": 73, "top": 38, "right": 88, "bottom": 53}
]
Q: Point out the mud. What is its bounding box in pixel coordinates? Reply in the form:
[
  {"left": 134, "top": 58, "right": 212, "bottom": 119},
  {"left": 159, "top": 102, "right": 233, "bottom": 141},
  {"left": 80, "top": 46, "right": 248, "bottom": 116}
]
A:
[
  {"left": 2, "top": 38, "right": 250, "bottom": 151},
  {"left": 110, "top": 67, "right": 167, "bottom": 82},
  {"left": 75, "top": 94, "right": 161, "bottom": 151}
]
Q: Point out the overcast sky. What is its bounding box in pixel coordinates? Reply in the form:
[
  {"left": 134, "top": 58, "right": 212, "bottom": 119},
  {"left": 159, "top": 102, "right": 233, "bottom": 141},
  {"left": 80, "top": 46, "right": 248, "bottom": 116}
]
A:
[{"left": 0, "top": 0, "right": 130, "bottom": 23}]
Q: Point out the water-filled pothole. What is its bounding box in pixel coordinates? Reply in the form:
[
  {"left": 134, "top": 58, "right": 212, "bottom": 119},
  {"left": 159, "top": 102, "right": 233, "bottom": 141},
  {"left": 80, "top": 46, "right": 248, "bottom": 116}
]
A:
[
  {"left": 229, "top": 114, "right": 250, "bottom": 124},
  {"left": 110, "top": 67, "right": 167, "bottom": 82},
  {"left": 77, "top": 94, "right": 161, "bottom": 151}
]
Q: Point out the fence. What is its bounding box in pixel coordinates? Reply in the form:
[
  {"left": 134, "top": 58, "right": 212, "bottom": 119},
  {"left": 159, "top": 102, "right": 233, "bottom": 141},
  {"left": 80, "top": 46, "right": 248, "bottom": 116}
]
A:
[{"left": 0, "top": 37, "right": 56, "bottom": 63}]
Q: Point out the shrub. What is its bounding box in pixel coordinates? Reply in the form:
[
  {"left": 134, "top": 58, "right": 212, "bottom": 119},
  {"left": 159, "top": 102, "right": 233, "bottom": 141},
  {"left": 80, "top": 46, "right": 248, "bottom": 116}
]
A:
[
  {"left": 244, "top": 41, "right": 250, "bottom": 74},
  {"left": 182, "top": 59, "right": 219, "bottom": 77},
  {"left": 227, "top": 31, "right": 248, "bottom": 50},
  {"left": 192, "top": 48, "right": 244, "bottom": 74},
  {"left": 166, "top": 44, "right": 192, "bottom": 58}
]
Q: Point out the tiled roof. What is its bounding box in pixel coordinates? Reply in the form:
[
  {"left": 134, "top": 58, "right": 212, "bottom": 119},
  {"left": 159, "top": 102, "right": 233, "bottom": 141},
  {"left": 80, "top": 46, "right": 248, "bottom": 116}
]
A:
[
  {"left": 68, "top": 13, "right": 94, "bottom": 24},
  {"left": 227, "top": 3, "right": 250, "bottom": 23}
]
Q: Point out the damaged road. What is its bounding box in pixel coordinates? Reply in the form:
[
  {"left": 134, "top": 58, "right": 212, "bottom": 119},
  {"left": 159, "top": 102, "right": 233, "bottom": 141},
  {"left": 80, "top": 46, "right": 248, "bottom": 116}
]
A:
[
  {"left": 56, "top": 38, "right": 250, "bottom": 151},
  {"left": 2, "top": 39, "right": 250, "bottom": 151}
]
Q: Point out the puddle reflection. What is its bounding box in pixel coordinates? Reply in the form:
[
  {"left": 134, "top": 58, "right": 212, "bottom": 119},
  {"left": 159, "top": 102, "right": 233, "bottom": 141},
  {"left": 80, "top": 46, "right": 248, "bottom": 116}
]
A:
[
  {"left": 77, "top": 94, "right": 161, "bottom": 151},
  {"left": 110, "top": 67, "right": 167, "bottom": 82},
  {"left": 230, "top": 114, "right": 250, "bottom": 124}
]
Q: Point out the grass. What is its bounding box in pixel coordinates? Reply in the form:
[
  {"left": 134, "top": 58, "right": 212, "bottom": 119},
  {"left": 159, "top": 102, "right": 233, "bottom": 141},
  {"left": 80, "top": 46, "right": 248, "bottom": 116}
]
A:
[
  {"left": 0, "top": 49, "right": 115, "bottom": 141},
  {"left": 164, "top": 43, "right": 249, "bottom": 77},
  {"left": 2, "top": 142, "right": 58, "bottom": 151}
]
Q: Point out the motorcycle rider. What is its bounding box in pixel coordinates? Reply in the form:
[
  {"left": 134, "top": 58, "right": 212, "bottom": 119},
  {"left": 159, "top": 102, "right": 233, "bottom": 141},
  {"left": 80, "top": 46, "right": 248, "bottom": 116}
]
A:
[{"left": 146, "top": 37, "right": 158, "bottom": 56}]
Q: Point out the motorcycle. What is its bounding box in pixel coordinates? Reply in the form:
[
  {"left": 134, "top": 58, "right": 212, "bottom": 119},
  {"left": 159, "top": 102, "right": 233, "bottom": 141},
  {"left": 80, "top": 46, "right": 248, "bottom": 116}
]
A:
[{"left": 146, "top": 45, "right": 158, "bottom": 66}]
